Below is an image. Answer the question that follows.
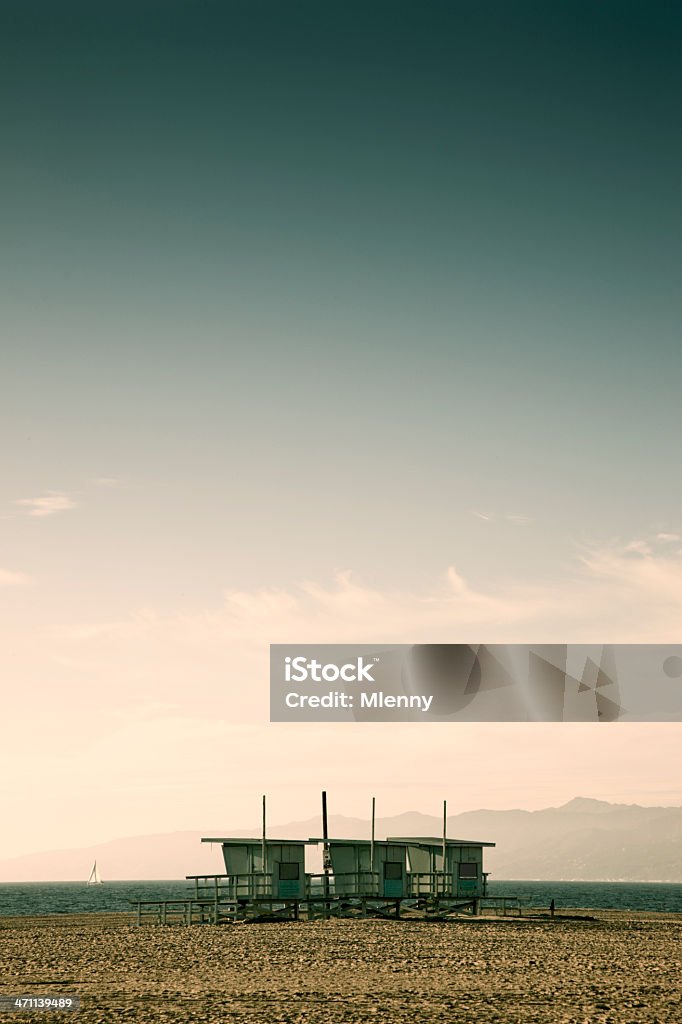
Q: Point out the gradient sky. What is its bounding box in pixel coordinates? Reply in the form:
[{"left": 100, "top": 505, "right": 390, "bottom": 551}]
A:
[{"left": 1, "top": 2, "right": 681, "bottom": 862}]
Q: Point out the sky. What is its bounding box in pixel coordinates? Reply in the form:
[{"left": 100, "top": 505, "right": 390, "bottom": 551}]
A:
[{"left": 1, "top": 2, "right": 681, "bottom": 863}]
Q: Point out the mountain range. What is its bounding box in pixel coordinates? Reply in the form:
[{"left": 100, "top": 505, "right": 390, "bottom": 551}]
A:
[{"left": 1, "top": 798, "right": 680, "bottom": 883}]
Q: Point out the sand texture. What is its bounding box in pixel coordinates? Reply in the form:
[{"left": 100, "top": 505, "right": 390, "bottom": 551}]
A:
[{"left": 1, "top": 911, "right": 680, "bottom": 1023}]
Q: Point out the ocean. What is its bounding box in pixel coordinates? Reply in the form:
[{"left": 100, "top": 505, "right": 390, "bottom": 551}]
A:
[{"left": 0, "top": 879, "right": 680, "bottom": 916}]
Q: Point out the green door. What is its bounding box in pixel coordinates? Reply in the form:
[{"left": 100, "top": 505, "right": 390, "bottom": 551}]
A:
[{"left": 383, "top": 861, "right": 404, "bottom": 897}]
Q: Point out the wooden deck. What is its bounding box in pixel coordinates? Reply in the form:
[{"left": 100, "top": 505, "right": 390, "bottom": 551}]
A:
[{"left": 130, "top": 893, "right": 523, "bottom": 925}]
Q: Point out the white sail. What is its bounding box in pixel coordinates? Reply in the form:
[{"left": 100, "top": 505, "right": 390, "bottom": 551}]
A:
[{"left": 87, "top": 860, "right": 103, "bottom": 885}]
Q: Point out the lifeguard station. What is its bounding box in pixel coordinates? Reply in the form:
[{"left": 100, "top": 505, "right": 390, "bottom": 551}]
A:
[
  {"left": 395, "top": 836, "right": 493, "bottom": 908},
  {"left": 132, "top": 794, "right": 504, "bottom": 924},
  {"left": 180, "top": 837, "right": 315, "bottom": 921},
  {"left": 208, "top": 837, "right": 310, "bottom": 899},
  {"left": 308, "top": 838, "right": 410, "bottom": 898}
]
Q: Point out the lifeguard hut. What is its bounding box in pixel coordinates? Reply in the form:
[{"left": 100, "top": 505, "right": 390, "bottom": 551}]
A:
[
  {"left": 309, "top": 838, "right": 411, "bottom": 898},
  {"left": 392, "top": 837, "right": 494, "bottom": 900},
  {"left": 199, "top": 837, "right": 312, "bottom": 900}
]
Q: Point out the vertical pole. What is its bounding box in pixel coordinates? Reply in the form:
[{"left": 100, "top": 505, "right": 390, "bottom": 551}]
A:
[
  {"left": 322, "top": 790, "right": 330, "bottom": 919},
  {"left": 262, "top": 794, "right": 267, "bottom": 890},
  {"left": 370, "top": 796, "right": 376, "bottom": 886},
  {"left": 442, "top": 799, "right": 447, "bottom": 895}
]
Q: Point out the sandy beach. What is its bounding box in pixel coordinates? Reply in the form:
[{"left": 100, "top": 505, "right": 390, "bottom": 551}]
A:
[{"left": 1, "top": 911, "right": 680, "bottom": 1023}]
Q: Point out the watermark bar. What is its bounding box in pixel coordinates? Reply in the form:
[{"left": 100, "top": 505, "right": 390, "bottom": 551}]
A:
[{"left": 270, "top": 644, "right": 682, "bottom": 722}]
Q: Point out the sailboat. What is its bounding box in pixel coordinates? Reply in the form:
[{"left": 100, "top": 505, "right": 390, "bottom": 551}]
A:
[{"left": 87, "top": 860, "right": 103, "bottom": 886}]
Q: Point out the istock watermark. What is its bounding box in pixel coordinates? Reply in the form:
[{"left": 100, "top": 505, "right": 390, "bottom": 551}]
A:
[
  {"left": 270, "top": 644, "right": 682, "bottom": 723},
  {"left": 284, "top": 655, "right": 378, "bottom": 683}
]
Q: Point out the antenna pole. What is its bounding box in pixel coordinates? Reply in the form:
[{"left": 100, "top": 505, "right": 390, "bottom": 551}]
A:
[
  {"left": 322, "top": 790, "right": 330, "bottom": 918},
  {"left": 442, "top": 799, "right": 447, "bottom": 892},
  {"left": 262, "top": 794, "right": 266, "bottom": 875},
  {"left": 370, "top": 796, "right": 376, "bottom": 876}
]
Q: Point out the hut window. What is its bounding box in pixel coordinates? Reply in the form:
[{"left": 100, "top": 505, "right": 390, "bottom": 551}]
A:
[
  {"left": 384, "top": 861, "right": 403, "bottom": 880},
  {"left": 278, "top": 863, "right": 300, "bottom": 880},
  {"left": 458, "top": 863, "right": 478, "bottom": 878}
]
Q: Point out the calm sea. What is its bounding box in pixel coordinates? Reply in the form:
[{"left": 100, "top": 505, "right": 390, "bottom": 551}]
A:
[{"left": 0, "top": 880, "right": 680, "bottom": 916}]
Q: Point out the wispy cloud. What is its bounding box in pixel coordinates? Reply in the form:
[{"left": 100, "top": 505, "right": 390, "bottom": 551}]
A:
[
  {"left": 16, "top": 492, "right": 77, "bottom": 518},
  {"left": 471, "top": 510, "right": 535, "bottom": 525},
  {"left": 579, "top": 534, "right": 682, "bottom": 610},
  {"left": 91, "top": 477, "right": 125, "bottom": 488},
  {"left": 47, "top": 532, "right": 682, "bottom": 662},
  {"left": 624, "top": 539, "right": 652, "bottom": 555},
  {"left": 0, "top": 568, "right": 31, "bottom": 587}
]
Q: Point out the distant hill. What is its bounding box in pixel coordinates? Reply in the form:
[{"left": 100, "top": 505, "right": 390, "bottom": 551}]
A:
[
  {"left": 0, "top": 798, "right": 680, "bottom": 882},
  {"left": 447, "top": 798, "right": 682, "bottom": 882}
]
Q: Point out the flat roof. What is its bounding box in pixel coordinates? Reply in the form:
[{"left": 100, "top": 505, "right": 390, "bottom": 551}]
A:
[
  {"left": 201, "top": 837, "right": 315, "bottom": 845},
  {"left": 308, "top": 838, "right": 406, "bottom": 846},
  {"left": 387, "top": 836, "right": 496, "bottom": 848},
  {"left": 307, "top": 836, "right": 494, "bottom": 848}
]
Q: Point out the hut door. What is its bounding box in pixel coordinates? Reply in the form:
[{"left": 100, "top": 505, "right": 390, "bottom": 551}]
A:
[
  {"left": 458, "top": 861, "right": 478, "bottom": 896},
  {"left": 383, "top": 861, "right": 404, "bottom": 897},
  {"left": 276, "top": 861, "right": 302, "bottom": 899}
]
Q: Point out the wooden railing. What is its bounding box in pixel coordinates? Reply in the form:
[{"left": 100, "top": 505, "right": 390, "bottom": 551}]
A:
[
  {"left": 186, "top": 872, "right": 274, "bottom": 899},
  {"left": 185, "top": 869, "right": 486, "bottom": 900}
]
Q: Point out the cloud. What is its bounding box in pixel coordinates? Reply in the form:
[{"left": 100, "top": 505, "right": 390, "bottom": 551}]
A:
[
  {"left": 91, "top": 477, "right": 124, "bottom": 488},
  {"left": 0, "top": 568, "right": 31, "bottom": 587},
  {"left": 657, "top": 532, "right": 681, "bottom": 543},
  {"left": 48, "top": 534, "right": 682, "bottom": 651},
  {"left": 471, "top": 510, "right": 535, "bottom": 525},
  {"left": 579, "top": 536, "right": 682, "bottom": 605},
  {"left": 624, "top": 539, "right": 652, "bottom": 556},
  {"left": 16, "top": 492, "right": 77, "bottom": 517}
]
